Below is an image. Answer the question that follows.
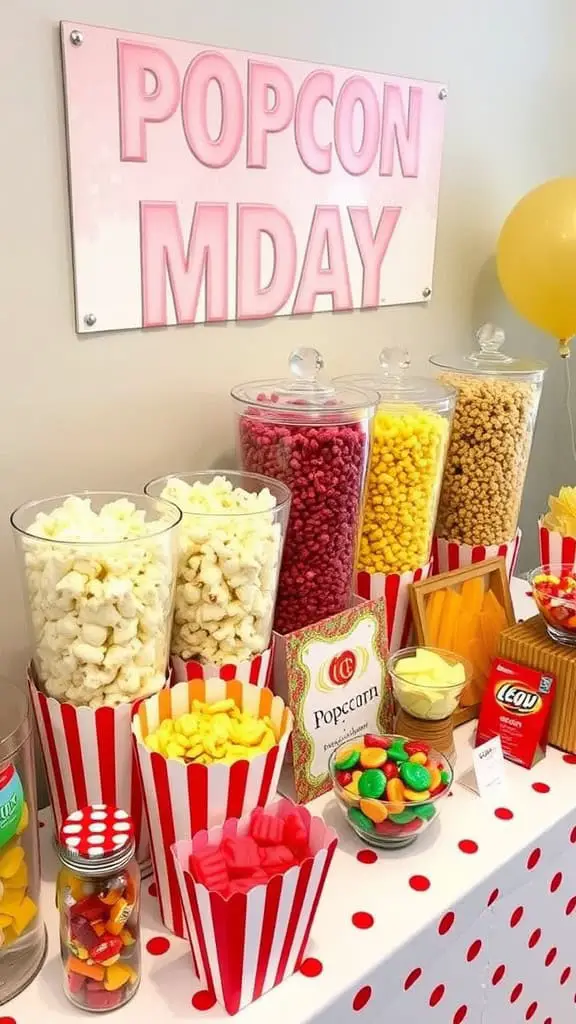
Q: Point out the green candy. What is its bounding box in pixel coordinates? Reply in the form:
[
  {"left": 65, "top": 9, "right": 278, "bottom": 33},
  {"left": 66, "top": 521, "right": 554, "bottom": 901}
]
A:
[
  {"left": 386, "top": 740, "right": 409, "bottom": 763},
  {"left": 335, "top": 749, "right": 360, "bottom": 772},
  {"left": 399, "top": 762, "right": 432, "bottom": 792},
  {"left": 348, "top": 807, "right": 374, "bottom": 832},
  {"left": 358, "top": 768, "right": 386, "bottom": 799},
  {"left": 440, "top": 769, "right": 450, "bottom": 785},
  {"left": 413, "top": 802, "right": 436, "bottom": 821},
  {"left": 389, "top": 808, "right": 417, "bottom": 824}
]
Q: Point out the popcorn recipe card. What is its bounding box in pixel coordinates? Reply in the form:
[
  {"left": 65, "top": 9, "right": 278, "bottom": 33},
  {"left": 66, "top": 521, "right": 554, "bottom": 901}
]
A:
[{"left": 283, "top": 600, "right": 391, "bottom": 802}]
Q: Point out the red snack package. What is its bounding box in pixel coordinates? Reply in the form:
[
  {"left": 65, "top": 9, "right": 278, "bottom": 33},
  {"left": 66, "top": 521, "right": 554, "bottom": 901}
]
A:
[
  {"left": 282, "top": 814, "right": 309, "bottom": 857},
  {"left": 476, "top": 658, "right": 556, "bottom": 769},
  {"left": 189, "top": 847, "right": 229, "bottom": 891},
  {"left": 250, "top": 810, "right": 285, "bottom": 847},
  {"left": 221, "top": 837, "right": 261, "bottom": 878},
  {"left": 90, "top": 935, "right": 123, "bottom": 964},
  {"left": 259, "top": 845, "right": 296, "bottom": 875}
]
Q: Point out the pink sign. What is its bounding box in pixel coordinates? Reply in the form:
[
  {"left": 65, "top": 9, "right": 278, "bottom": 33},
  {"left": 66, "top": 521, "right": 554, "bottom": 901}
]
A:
[{"left": 61, "top": 22, "right": 446, "bottom": 333}]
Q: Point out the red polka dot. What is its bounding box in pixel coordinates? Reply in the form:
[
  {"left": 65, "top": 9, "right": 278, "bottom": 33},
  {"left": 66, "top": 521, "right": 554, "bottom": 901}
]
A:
[
  {"left": 409, "top": 874, "right": 431, "bottom": 892},
  {"left": 299, "top": 957, "right": 323, "bottom": 977},
  {"left": 458, "top": 839, "right": 478, "bottom": 854},
  {"left": 561, "top": 967, "right": 572, "bottom": 985},
  {"left": 39, "top": 820, "right": 45, "bottom": 828},
  {"left": 492, "top": 964, "right": 506, "bottom": 985},
  {"left": 525, "top": 1002, "right": 538, "bottom": 1020},
  {"left": 438, "top": 911, "right": 455, "bottom": 935},
  {"left": 563, "top": 754, "right": 576, "bottom": 764},
  {"left": 544, "top": 1018, "right": 553, "bottom": 1024},
  {"left": 148, "top": 882, "right": 158, "bottom": 897},
  {"left": 467, "top": 939, "right": 482, "bottom": 962},
  {"left": 570, "top": 826, "right": 576, "bottom": 844},
  {"left": 566, "top": 896, "right": 576, "bottom": 915},
  {"left": 453, "top": 1007, "right": 468, "bottom": 1024},
  {"left": 146, "top": 936, "right": 170, "bottom": 956},
  {"left": 510, "top": 983, "right": 523, "bottom": 1003},
  {"left": 0, "top": 1018, "right": 17, "bottom": 1024},
  {"left": 528, "top": 928, "right": 541, "bottom": 948},
  {"left": 404, "top": 968, "right": 422, "bottom": 991},
  {"left": 191, "top": 990, "right": 216, "bottom": 1011},
  {"left": 356, "top": 849, "right": 378, "bottom": 865},
  {"left": 429, "top": 984, "right": 445, "bottom": 1007},
  {"left": 510, "top": 906, "right": 524, "bottom": 928},
  {"left": 545, "top": 947, "right": 558, "bottom": 967},
  {"left": 352, "top": 986, "right": 372, "bottom": 1011},
  {"left": 532, "top": 782, "right": 550, "bottom": 793},
  {"left": 527, "top": 847, "right": 541, "bottom": 870},
  {"left": 495, "top": 807, "right": 514, "bottom": 820},
  {"left": 352, "top": 912, "right": 374, "bottom": 930},
  {"left": 488, "top": 888, "right": 500, "bottom": 907},
  {"left": 550, "top": 872, "right": 563, "bottom": 893}
]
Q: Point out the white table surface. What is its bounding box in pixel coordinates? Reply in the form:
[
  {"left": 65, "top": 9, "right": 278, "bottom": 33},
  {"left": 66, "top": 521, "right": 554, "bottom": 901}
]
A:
[{"left": 10, "top": 579, "right": 576, "bottom": 1022}]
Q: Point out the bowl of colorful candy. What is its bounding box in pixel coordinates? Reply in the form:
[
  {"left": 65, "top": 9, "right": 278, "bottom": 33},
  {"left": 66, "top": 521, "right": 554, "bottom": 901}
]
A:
[
  {"left": 388, "top": 647, "right": 470, "bottom": 721},
  {"left": 329, "top": 734, "right": 453, "bottom": 849},
  {"left": 529, "top": 564, "right": 576, "bottom": 645}
]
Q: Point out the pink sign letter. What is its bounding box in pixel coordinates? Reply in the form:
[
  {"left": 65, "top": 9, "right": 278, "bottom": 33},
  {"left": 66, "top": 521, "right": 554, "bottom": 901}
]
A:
[
  {"left": 349, "top": 206, "right": 401, "bottom": 306},
  {"left": 379, "top": 84, "right": 422, "bottom": 178},
  {"left": 293, "top": 206, "right": 352, "bottom": 313},
  {"left": 247, "top": 61, "right": 295, "bottom": 169},
  {"left": 237, "top": 205, "right": 296, "bottom": 319},
  {"left": 335, "top": 76, "right": 380, "bottom": 176},
  {"left": 182, "top": 52, "right": 244, "bottom": 168},
  {"left": 295, "top": 70, "right": 334, "bottom": 174},
  {"left": 118, "top": 41, "right": 180, "bottom": 162},
  {"left": 140, "top": 201, "right": 228, "bottom": 326}
]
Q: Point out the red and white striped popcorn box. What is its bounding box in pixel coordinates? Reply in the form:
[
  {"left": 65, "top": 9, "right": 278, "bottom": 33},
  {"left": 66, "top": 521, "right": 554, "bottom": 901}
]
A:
[
  {"left": 170, "top": 643, "right": 273, "bottom": 689},
  {"left": 132, "top": 678, "right": 293, "bottom": 937},
  {"left": 355, "top": 563, "right": 431, "bottom": 653},
  {"left": 171, "top": 797, "right": 337, "bottom": 1015},
  {"left": 28, "top": 667, "right": 151, "bottom": 870},
  {"left": 538, "top": 520, "right": 576, "bottom": 572},
  {"left": 432, "top": 529, "right": 522, "bottom": 580}
]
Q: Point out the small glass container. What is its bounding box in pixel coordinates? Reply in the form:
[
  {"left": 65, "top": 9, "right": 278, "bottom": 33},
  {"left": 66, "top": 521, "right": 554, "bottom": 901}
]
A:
[
  {"left": 388, "top": 646, "right": 471, "bottom": 721},
  {"left": 337, "top": 349, "right": 456, "bottom": 574},
  {"left": 0, "top": 681, "right": 46, "bottom": 1004},
  {"left": 529, "top": 564, "right": 576, "bottom": 646},
  {"left": 11, "top": 492, "right": 181, "bottom": 709},
  {"left": 232, "top": 347, "right": 377, "bottom": 634},
  {"left": 145, "top": 471, "right": 291, "bottom": 665},
  {"left": 57, "top": 804, "right": 141, "bottom": 1012},
  {"left": 430, "top": 324, "right": 547, "bottom": 546}
]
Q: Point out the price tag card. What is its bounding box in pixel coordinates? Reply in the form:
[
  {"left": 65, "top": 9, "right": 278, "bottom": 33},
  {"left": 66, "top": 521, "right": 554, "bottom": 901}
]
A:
[{"left": 458, "top": 735, "right": 507, "bottom": 799}]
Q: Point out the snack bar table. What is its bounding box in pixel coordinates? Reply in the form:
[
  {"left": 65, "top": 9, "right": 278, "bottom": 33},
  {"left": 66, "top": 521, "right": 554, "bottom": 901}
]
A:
[{"left": 10, "top": 581, "right": 576, "bottom": 1023}]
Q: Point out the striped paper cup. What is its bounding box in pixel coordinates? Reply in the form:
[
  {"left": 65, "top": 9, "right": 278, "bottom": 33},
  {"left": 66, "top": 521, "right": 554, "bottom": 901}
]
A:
[
  {"left": 132, "top": 679, "right": 293, "bottom": 937},
  {"left": 170, "top": 644, "right": 273, "bottom": 688},
  {"left": 355, "top": 563, "right": 431, "bottom": 653},
  {"left": 28, "top": 666, "right": 151, "bottom": 870},
  {"left": 172, "top": 797, "right": 337, "bottom": 1014},
  {"left": 538, "top": 521, "right": 576, "bottom": 572},
  {"left": 432, "top": 529, "right": 521, "bottom": 580}
]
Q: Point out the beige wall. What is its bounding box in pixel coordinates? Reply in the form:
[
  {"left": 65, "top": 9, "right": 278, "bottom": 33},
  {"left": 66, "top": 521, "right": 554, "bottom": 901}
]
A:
[{"left": 1, "top": 0, "right": 574, "bottom": 682}]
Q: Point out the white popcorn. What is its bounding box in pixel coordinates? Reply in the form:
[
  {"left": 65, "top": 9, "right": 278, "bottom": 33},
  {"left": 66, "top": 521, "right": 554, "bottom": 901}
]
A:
[
  {"left": 159, "top": 476, "right": 283, "bottom": 665},
  {"left": 20, "top": 495, "right": 177, "bottom": 707}
]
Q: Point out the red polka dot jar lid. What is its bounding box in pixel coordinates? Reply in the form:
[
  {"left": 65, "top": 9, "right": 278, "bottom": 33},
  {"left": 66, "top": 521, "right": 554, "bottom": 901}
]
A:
[{"left": 58, "top": 804, "right": 135, "bottom": 871}]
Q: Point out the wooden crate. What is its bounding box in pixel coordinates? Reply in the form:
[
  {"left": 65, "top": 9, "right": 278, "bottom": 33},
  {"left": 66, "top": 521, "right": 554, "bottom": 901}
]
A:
[{"left": 498, "top": 615, "right": 576, "bottom": 754}]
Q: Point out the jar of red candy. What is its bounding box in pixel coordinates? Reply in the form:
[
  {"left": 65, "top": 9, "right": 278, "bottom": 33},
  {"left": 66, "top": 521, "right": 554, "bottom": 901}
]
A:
[
  {"left": 232, "top": 348, "right": 377, "bottom": 634},
  {"left": 57, "top": 805, "right": 141, "bottom": 1012}
]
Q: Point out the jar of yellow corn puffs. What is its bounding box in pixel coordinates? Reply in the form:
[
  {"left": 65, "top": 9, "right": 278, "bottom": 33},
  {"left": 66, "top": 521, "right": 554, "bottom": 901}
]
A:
[
  {"left": 0, "top": 682, "right": 46, "bottom": 1004},
  {"left": 337, "top": 350, "right": 456, "bottom": 574}
]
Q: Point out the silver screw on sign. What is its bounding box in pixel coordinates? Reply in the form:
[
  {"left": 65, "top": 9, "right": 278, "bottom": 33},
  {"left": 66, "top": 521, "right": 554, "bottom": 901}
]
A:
[
  {"left": 70, "top": 30, "right": 84, "bottom": 46},
  {"left": 422, "top": 287, "right": 432, "bottom": 299},
  {"left": 83, "top": 313, "right": 97, "bottom": 327},
  {"left": 438, "top": 88, "right": 447, "bottom": 100}
]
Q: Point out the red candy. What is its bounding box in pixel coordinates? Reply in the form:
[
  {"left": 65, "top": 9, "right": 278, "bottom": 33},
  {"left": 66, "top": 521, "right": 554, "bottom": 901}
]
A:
[
  {"left": 336, "top": 770, "right": 353, "bottom": 787},
  {"left": 383, "top": 762, "right": 399, "bottom": 780},
  {"left": 283, "top": 813, "right": 309, "bottom": 857},
  {"left": 250, "top": 810, "right": 285, "bottom": 847},
  {"left": 222, "top": 837, "right": 261, "bottom": 878},
  {"left": 68, "top": 973, "right": 85, "bottom": 994},
  {"left": 260, "top": 845, "right": 296, "bottom": 874},
  {"left": 238, "top": 417, "right": 369, "bottom": 634},
  {"left": 364, "top": 735, "right": 392, "bottom": 749},
  {"left": 84, "top": 988, "right": 123, "bottom": 1011},
  {"left": 71, "top": 896, "right": 106, "bottom": 922},
  {"left": 190, "top": 847, "right": 229, "bottom": 892},
  {"left": 90, "top": 935, "right": 123, "bottom": 963},
  {"left": 404, "top": 741, "right": 431, "bottom": 756}
]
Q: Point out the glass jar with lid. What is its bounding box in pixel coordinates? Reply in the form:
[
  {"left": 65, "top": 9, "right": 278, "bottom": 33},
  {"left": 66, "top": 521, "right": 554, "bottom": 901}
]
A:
[
  {"left": 430, "top": 324, "right": 547, "bottom": 546},
  {"left": 231, "top": 348, "right": 377, "bottom": 634},
  {"left": 0, "top": 681, "right": 46, "bottom": 1004},
  {"left": 337, "top": 349, "right": 456, "bottom": 575},
  {"left": 57, "top": 804, "right": 141, "bottom": 1012}
]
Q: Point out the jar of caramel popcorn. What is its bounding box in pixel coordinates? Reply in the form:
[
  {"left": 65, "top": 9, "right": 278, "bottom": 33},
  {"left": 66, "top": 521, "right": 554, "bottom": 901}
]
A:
[
  {"left": 430, "top": 325, "right": 547, "bottom": 546},
  {"left": 337, "top": 349, "right": 456, "bottom": 574},
  {"left": 57, "top": 805, "right": 141, "bottom": 1012}
]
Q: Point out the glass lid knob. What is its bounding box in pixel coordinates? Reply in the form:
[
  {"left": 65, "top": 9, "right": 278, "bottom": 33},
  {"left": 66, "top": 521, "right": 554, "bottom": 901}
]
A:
[
  {"left": 287, "top": 347, "right": 333, "bottom": 392},
  {"left": 471, "top": 323, "right": 511, "bottom": 363},
  {"left": 378, "top": 346, "right": 411, "bottom": 378}
]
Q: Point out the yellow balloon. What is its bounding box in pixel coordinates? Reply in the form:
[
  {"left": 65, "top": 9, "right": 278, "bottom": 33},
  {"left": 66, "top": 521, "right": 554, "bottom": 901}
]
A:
[{"left": 497, "top": 178, "right": 576, "bottom": 342}]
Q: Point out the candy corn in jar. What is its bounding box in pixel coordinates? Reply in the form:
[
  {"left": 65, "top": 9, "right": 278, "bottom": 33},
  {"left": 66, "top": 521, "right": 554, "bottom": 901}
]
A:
[
  {"left": 338, "top": 350, "right": 456, "bottom": 575},
  {"left": 57, "top": 805, "right": 140, "bottom": 1012}
]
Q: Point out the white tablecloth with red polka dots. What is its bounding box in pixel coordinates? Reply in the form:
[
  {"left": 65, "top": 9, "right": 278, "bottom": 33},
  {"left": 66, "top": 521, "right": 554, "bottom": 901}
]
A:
[{"left": 7, "top": 580, "right": 576, "bottom": 1024}]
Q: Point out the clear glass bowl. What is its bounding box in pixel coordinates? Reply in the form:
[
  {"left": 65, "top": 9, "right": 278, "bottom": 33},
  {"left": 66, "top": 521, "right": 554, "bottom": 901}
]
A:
[
  {"left": 529, "top": 564, "right": 576, "bottom": 646},
  {"left": 328, "top": 734, "right": 453, "bottom": 849},
  {"left": 387, "top": 646, "right": 471, "bottom": 721}
]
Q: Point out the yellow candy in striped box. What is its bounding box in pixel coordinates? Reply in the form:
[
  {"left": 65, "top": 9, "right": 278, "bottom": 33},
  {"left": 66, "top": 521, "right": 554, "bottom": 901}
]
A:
[{"left": 144, "top": 696, "right": 278, "bottom": 765}]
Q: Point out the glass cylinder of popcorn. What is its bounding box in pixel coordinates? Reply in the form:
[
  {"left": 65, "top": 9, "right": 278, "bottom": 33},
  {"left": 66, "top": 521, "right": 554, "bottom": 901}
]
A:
[
  {"left": 11, "top": 492, "right": 181, "bottom": 708},
  {"left": 144, "top": 472, "right": 290, "bottom": 667}
]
